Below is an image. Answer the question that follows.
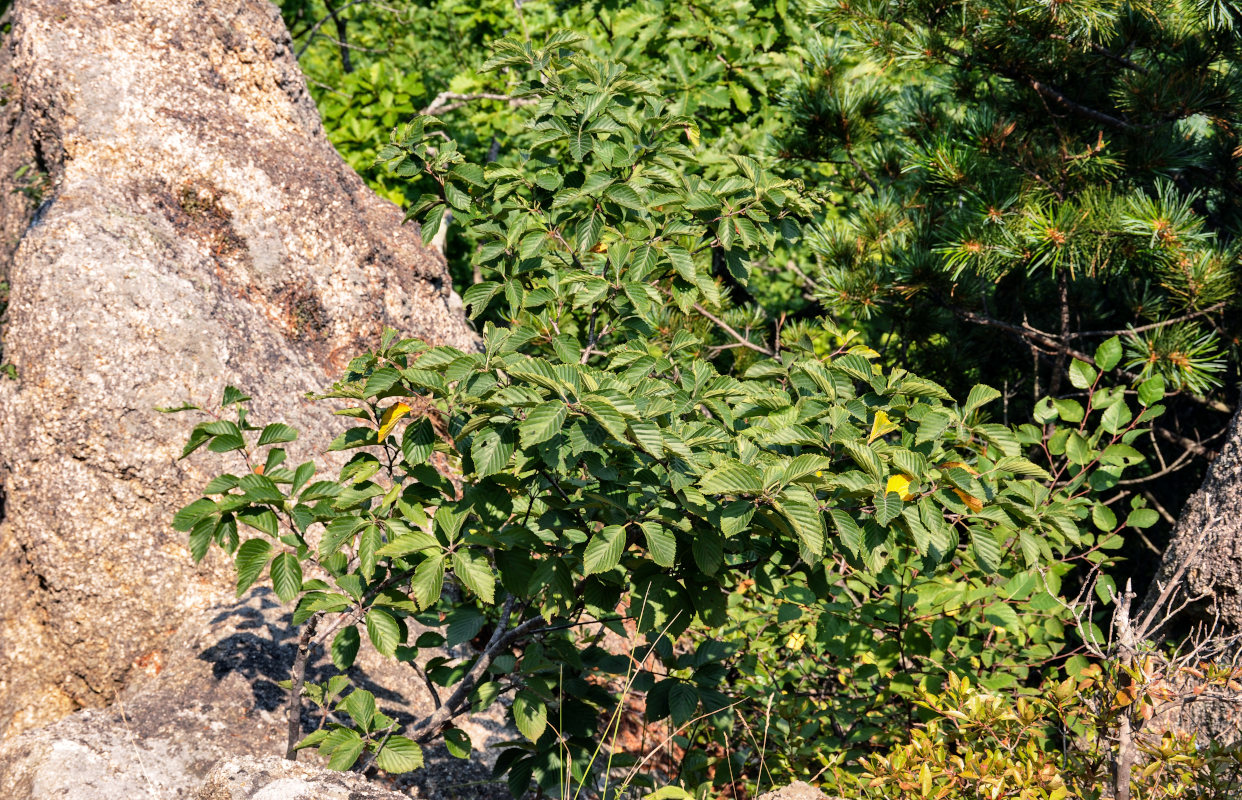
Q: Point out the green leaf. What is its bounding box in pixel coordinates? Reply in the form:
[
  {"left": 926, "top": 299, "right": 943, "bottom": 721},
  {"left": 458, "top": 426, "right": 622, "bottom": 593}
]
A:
[
  {"left": 520, "top": 401, "right": 568, "bottom": 447},
  {"left": 324, "top": 728, "right": 365, "bottom": 771},
  {"left": 452, "top": 550, "right": 496, "bottom": 604},
  {"left": 1126, "top": 508, "right": 1159, "bottom": 529},
  {"left": 641, "top": 522, "right": 677, "bottom": 568},
  {"left": 873, "top": 491, "right": 902, "bottom": 527},
  {"left": 257, "top": 423, "right": 298, "bottom": 446},
  {"left": 343, "top": 689, "right": 376, "bottom": 731},
  {"left": 374, "top": 736, "right": 425, "bottom": 773},
  {"left": 581, "top": 396, "right": 627, "bottom": 439},
  {"left": 691, "top": 529, "right": 724, "bottom": 575},
  {"left": 776, "top": 486, "right": 825, "bottom": 558},
  {"left": 377, "top": 531, "right": 440, "bottom": 557},
  {"left": 413, "top": 554, "right": 445, "bottom": 609},
  {"left": 628, "top": 419, "right": 664, "bottom": 457},
  {"left": 269, "top": 552, "right": 303, "bottom": 603},
  {"left": 221, "top": 385, "right": 251, "bottom": 406},
  {"left": 830, "top": 509, "right": 864, "bottom": 558},
  {"left": 235, "top": 539, "right": 273, "bottom": 595},
  {"left": 513, "top": 690, "right": 547, "bottom": 742},
  {"left": 443, "top": 727, "right": 472, "bottom": 760},
  {"left": 402, "top": 417, "right": 436, "bottom": 466},
  {"left": 971, "top": 527, "right": 1002, "bottom": 573},
  {"left": 1053, "top": 398, "right": 1085, "bottom": 423},
  {"left": 173, "top": 498, "right": 217, "bottom": 532},
  {"left": 236, "top": 507, "right": 279, "bottom": 536},
  {"left": 698, "top": 460, "right": 763, "bottom": 494},
  {"left": 1068, "top": 359, "right": 1098, "bottom": 390},
  {"left": 1092, "top": 503, "right": 1118, "bottom": 532},
  {"left": 420, "top": 203, "right": 447, "bottom": 243},
  {"left": 1066, "top": 431, "right": 1093, "bottom": 465},
  {"left": 1095, "top": 336, "right": 1123, "bottom": 371},
  {"left": 583, "top": 525, "right": 626, "bottom": 575},
  {"left": 331, "top": 626, "right": 361, "bottom": 671},
  {"left": 964, "top": 384, "right": 1001, "bottom": 413},
  {"left": 471, "top": 426, "right": 517, "bottom": 477},
  {"left": 1137, "top": 375, "right": 1166, "bottom": 407},
  {"left": 668, "top": 682, "right": 699, "bottom": 725},
  {"left": 366, "top": 608, "right": 402, "bottom": 657},
  {"left": 993, "top": 456, "right": 1051, "bottom": 480}
]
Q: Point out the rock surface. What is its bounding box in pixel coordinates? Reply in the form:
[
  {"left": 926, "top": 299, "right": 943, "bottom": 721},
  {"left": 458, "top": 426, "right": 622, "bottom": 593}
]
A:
[
  {"left": 193, "top": 756, "right": 411, "bottom": 800},
  {"left": 755, "top": 782, "right": 828, "bottom": 800},
  {"left": 0, "top": 0, "right": 475, "bottom": 737},
  {"left": 1143, "top": 408, "right": 1242, "bottom": 636},
  {"left": 0, "top": 590, "right": 511, "bottom": 800}
]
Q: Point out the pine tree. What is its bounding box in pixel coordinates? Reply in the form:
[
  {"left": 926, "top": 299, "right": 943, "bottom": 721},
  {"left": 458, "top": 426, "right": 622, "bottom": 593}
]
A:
[{"left": 780, "top": 0, "right": 1241, "bottom": 493}]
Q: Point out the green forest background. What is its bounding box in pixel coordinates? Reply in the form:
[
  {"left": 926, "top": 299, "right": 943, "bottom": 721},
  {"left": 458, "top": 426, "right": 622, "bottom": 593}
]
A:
[{"left": 203, "top": 1, "right": 1242, "bottom": 796}]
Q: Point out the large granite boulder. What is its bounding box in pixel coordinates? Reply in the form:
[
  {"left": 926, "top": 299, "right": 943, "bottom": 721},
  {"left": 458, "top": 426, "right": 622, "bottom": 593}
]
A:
[
  {"left": 0, "top": 590, "right": 511, "bottom": 799},
  {"left": 0, "top": 0, "right": 475, "bottom": 737}
]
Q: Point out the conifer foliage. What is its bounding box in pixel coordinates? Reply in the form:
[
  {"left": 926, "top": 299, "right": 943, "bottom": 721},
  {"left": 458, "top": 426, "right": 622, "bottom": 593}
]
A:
[{"left": 783, "top": 0, "right": 1241, "bottom": 410}]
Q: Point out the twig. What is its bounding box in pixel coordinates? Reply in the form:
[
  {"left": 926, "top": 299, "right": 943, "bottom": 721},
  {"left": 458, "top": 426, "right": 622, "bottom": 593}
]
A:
[
  {"left": 691, "top": 302, "right": 774, "bottom": 357},
  {"left": 1075, "top": 303, "right": 1225, "bottom": 338},
  {"left": 295, "top": 0, "right": 376, "bottom": 59},
  {"left": 405, "top": 595, "right": 545, "bottom": 743},
  {"left": 286, "top": 612, "right": 323, "bottom": 759},
  {"left": 421, "top": 92, "right": 538, "bottom": 117}
]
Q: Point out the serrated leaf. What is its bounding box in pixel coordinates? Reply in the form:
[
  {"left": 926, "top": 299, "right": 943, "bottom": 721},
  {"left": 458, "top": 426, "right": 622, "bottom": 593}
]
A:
[
  {"left": 698, "top": 460, "right": 763, "bottom": 494},
  {"left": 377, "top": 531, "right": 439, "bottom": 557},
  {"left": 374, "top": 736, "right": 425, "bottom": 773},
  {"left": 993, "top": 456, "right": 1051, "bottom": 480},
  {"left": 830, "top": 509, "right": 864, "bottom": 558},
  {"left": 520, "top": 401, "right": 567, "bottom": 447},
  {"left": 331, "top": 626, "right": 361, "bottom": 670},
  {"left": 669, "top": 682, "right": 699, "bottom": 725},
  {"left": 173, "top": 498, "right": 218, "bottom": 532},
  {"left": 628, "top": 419, "right": 664, "bottom": 457},
  {"left": 583, "top": 525, "right": 626, "bottom": 575},
  {"left": 443, "top": 727, "right": 472, "bottom": 759},
  {"left": 452, "top": 550, "right": 496, "bottom": 604},
  {"left": 964, "top": 384, "right": 1001, "bottom": 414},
  {"left": 873, "top": 491, "right": 902, "bottom": 526},
  {"left": 324, "top": 728, "right": 365, "bottom": 771},
  {"left": 366, "top": 607, "right": 402, "bottom": 657},
  {"left": 513, "top": 690, "right": 547, "bottom": 742},
  {"left": 257, "top": 423, "right": 298, "bottom": 446},
  {"left": 1068, "top": 359, "right": 1098, "bottom": 390},
  {"left": 691, "top": 529, "right": 723, "bottom": 575},
  {"left": 971, "top": 527, "right": 1002, "bottom": 572},
  {"left": 402, "top": 417, "right": 435, "bottom": 466},
  {"left": 235, "top": 539, "right": 273, "bottom": 595},
  {"left": 377, "top": 402, "right": 412, "bottom": 442},
  {"left": 776, "top": 486, "right": 825, "bottom": 558},
  {"left": 1095, "top": 336, "right": 1123, "bottom": 371},
  {"left": 270, "top": 552, "right": 303, "bottom": 602},
  {"left": 471, "top": 426, "right": 517, "bottom": 477},
  {"left": 640, "top": 521, "right": 677, "bottom": 567},
  {"left": 413, "top": 554, "right": 445, "bottom": 609}
]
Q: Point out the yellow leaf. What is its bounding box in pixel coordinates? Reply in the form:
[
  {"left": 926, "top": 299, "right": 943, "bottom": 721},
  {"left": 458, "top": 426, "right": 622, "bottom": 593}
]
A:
[
  {"left": 886, "top": 474, "right": 915, "bottom": 501},
  {"left": 869, "top": 410, "right": 899, "bottom": 443},
  {"left": 786, "top": 631, "right": 806, "bottom": 651},
  {"left": 940, "top": 460, "right": 980, "bottom": 476},
  {"left": 377, "top": 402, "right": 412, "bottom": 441},
  {"left": 684, "top": 124, "right": 700, "bottom": 147},
  {"left": 952, "top": 489, "right": 983, "bottom": 513}
]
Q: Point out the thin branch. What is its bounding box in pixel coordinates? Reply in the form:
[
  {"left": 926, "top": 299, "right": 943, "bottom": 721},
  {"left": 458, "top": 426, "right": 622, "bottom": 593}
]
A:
[
  {"left": 285, "top": 612, "right": 323, "bottom": 760},
  {"left": 421, "top": 92, "right": 538, "bottom": 117},
  {"left": 405, "top": 596, "right": 546, "bottom": 744},
  {"left": 295, "top": 0, "right": 376, "bottom": 59},
  {"left": 692, "top": 302, "right": 774, "bottom": 357},
  {"left": 1075, "top": 303, "right": 1225, "bottom": 338}
]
